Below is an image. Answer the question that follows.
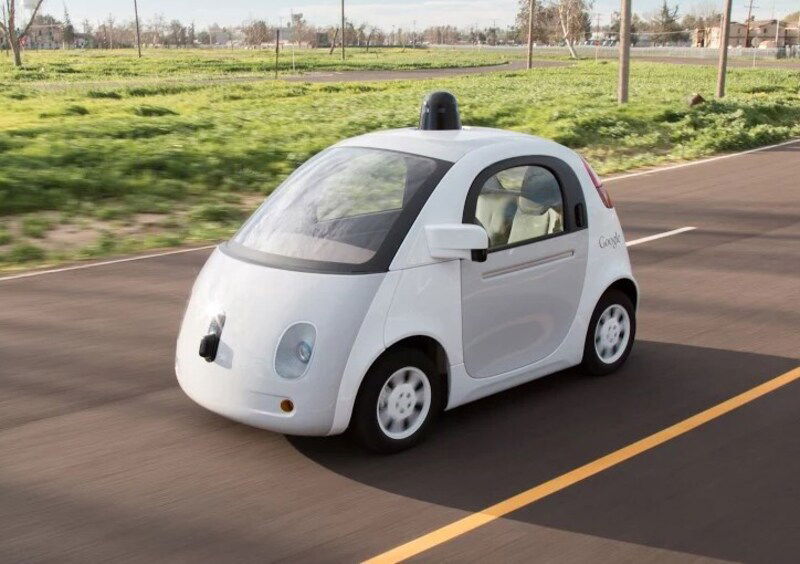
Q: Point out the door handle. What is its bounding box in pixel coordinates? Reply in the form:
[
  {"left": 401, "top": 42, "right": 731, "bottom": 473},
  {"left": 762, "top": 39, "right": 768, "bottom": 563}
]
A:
[
  {"left": 482, "top": 250, "right": 575, "bottom": 279},
  {"left": 575, "top": 203, "right": 587, "bottom": 228}
]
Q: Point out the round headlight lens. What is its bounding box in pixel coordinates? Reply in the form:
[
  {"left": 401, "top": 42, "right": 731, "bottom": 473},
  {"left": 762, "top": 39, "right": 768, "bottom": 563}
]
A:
[
  {"left": 296, "top": 341, "right": 312, "bottom": 364},
  {"left": 275, "top": 323, "right": 316, "bottom": 379}
]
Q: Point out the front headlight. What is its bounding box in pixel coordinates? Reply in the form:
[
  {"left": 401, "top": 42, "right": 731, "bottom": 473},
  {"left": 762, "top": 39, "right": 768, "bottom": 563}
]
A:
[{"left": 275, "top": 322, "right": 316, "bottom": 379}]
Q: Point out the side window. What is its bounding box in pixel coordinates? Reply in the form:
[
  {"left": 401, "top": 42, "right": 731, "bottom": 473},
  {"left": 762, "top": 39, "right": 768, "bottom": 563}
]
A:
[{"left": 474, "top": 165, "right": 564, "bottom": 249}]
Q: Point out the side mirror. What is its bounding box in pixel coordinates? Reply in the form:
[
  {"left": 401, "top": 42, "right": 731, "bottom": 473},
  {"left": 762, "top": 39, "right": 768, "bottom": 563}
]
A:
[{"left": 426, "top": 224, "right": 489, "bottom": 261}]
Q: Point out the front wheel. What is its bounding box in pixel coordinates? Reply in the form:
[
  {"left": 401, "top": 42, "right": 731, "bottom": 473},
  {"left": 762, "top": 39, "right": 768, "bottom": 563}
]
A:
[
  {"left": 350, "top": 349, "right": 442, "bottom": 453},
  {"left": 582, "top": 289, "right": 636, "bottom": 376}
]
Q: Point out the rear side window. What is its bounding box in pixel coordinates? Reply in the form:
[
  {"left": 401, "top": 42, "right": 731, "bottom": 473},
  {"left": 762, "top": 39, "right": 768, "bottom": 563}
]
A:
[{"left": 474, "top": 165, "right": 564, "bottom": 249}]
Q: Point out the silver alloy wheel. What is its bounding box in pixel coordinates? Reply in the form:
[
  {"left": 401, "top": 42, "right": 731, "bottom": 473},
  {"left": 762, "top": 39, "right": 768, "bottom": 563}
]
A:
[
  {"left": 376, "top": 366, "right": 432, "bottom": 440},
  {"left": 594, "top": 304, "right": 631, "bottom": 364}
]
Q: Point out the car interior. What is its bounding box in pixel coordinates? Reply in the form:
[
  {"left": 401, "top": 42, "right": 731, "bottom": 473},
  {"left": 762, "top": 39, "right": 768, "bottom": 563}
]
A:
[{"left": 475, "top": 166, "right": 564, "bottom": 248}]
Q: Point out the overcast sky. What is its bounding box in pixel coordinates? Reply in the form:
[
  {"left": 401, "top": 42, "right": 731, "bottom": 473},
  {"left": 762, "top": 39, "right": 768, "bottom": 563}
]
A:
[{"left": 38, "top": 0, "right": 800, "bottom": 30}]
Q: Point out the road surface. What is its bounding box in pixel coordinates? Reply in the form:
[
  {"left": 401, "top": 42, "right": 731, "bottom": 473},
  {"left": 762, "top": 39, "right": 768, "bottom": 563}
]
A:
[{"left": 1, "top": 141, "right": 799, "bottom": 562}]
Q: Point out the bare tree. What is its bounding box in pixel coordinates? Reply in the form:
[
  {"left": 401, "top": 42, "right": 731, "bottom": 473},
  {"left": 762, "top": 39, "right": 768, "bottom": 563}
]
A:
[
  {"left": 243, "top": 20, "right": 269, "bottom": 48},
  {"left": 328, "top": 26, "right": 338, "bottom": 54},
  {"left": 554, "top": 0, "right": 591, "bottom": 58},
  {"left": 0, "top": 0, "right": 45, "bottom": 66}
]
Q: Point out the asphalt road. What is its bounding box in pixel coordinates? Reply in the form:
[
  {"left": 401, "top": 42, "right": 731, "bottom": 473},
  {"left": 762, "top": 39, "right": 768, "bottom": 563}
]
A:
[{"left": 1, "top": 141, "right": 799, "bottom": 563}]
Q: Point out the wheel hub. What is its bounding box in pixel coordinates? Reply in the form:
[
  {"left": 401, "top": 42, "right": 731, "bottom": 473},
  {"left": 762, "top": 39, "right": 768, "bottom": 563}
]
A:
[
  {"left": 594, "top": 304, "right": 631, "bottom": 364},
  {"left": 385, "top": 384, "right": 417, "bottom": 420},
  {"left": 376, "top": 367, "right": 432, "bottom": 440}
]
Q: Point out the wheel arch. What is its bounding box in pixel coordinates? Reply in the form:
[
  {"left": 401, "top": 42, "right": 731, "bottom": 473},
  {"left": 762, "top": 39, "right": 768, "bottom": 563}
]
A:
[
  {"left": 605, "top": 277, "right": 639, "bottom": 310},
  {"left": 363, "top": 335, "right": 451, "bottom": 413}
]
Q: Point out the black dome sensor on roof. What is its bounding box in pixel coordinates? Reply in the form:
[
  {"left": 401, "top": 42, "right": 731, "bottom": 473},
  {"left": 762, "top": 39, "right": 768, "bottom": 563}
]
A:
[{"left": 419, "top": 91, "right": 462, "bottom": 131}]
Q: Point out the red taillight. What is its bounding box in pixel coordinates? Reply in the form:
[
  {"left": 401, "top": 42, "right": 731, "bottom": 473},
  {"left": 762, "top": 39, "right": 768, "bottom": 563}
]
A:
[{"left": 580, "top": 156, "right": 613, "bottom": 209}]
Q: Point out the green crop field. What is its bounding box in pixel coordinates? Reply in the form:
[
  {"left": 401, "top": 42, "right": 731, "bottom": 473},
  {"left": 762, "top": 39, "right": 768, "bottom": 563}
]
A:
[{"left": 0, "top": 48, "right": 798, "bottom": 270}]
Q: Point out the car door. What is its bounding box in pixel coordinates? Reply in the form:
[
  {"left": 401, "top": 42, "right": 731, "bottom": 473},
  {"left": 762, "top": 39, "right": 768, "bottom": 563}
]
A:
[{"left": 460, "top": 156, "right": 589, "bottom": 379}]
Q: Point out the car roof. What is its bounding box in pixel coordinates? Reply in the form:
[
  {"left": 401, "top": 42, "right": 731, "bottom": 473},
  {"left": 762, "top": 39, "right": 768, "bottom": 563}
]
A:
[{"left": 337, "top": 127, "right": 563, "bottom": 163}]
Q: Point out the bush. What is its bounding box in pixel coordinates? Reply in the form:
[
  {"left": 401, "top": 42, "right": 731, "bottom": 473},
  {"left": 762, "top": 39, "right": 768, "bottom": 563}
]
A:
[
  {"left": 189, "top": 203, "right": 246, "bottom": 224},
  {"left": 21, "top": 217, "right": 53, "bottom": 238},
  {"left": 8, "top": 243, "right": 45, "bottom": 263}
]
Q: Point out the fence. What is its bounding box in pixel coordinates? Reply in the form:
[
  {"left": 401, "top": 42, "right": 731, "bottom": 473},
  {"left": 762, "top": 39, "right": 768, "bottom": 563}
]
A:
[{"left": 438, "top": 44, "right": 798, "bottom": 60}]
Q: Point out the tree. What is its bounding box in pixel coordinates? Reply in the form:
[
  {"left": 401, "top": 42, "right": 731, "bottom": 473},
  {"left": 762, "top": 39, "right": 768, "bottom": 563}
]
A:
[
  {"left": 782, "top": 11, "right": 799, "bottom": 25},
  {"left": 243, "top": 20, "right": 269, "bottom": 47},
  {"left": 554, "top": 0, "right": 592, "bottom": 58},
  {"left": 650, "top": 0, "right": 685, "bottom": 45},
  {"left": 290, "top": 12, "right": 312, "bottom": 46},
  {"left": 62, "top": 5, "right": 75, "bottom": 48},
  {"left": 0, "top": 0, "right": 45, "bottom": 66},
  {"left": 515, "top": 0, "right": 566, "bottom": 45},
  {"left": 610, "top": 10, "right": 641, "bottom": 45}
]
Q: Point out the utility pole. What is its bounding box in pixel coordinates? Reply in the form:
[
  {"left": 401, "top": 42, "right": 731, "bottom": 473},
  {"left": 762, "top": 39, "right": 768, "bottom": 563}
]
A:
[
  {"left": 594, "top": 12, "right": 601, "bottom": 62},
  {"left": 274, "top": 27, "right": 280, "bottom": 79},
  {"left": 618, "top": 0, "right": 632, "bottom": 103},
  {"left": 717, "top": 0, "right": 733, "bottom": 97},
  {"left": 133, "top": 0, "right": 142, "bottom": 58},
  {"left": 526, "top": 0, "right": 535, "bottom": 69},
  {"left": 340, "top": 0, "right": 345, "bottom": 61},
  {"left": 773, "top": 2, "right": 780, "bottom": 47},
  {"left": 743, "top": 0, "right": 755, "bottom": 47}
]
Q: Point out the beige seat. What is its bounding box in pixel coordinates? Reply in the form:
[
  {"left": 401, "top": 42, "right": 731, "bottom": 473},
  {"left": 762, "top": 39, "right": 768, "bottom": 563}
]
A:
[
  {"left": 475, "top": 177, "right": 518, "bottom": 247},
  {"left": 508, "top": 168, "right": 563, "bottom": 244}
]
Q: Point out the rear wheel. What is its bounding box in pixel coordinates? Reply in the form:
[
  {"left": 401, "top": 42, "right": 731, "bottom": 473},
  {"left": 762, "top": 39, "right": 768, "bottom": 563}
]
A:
[
  {"left": 582, "top": 289, "right": 636, "bottom": 376},
  {"left": 351, "top": 348, "right": 442, "bottom": 453}
]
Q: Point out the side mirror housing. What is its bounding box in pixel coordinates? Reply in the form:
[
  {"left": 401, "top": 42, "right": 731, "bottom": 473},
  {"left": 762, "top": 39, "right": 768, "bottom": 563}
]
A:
[{"left": 426, "top": 224, "right": 489, "bottom": 261}]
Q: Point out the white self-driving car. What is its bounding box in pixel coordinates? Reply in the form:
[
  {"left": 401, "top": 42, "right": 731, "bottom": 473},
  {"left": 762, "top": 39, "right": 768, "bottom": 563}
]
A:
[{"left": 176, "top": 92, "right": 638, "bottom": 452}]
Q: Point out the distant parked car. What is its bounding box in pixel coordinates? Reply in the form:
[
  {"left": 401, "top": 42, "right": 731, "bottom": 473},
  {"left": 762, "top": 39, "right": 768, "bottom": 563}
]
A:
[{"left": 176, "top": 92, "right": 638, "bottom": 452}]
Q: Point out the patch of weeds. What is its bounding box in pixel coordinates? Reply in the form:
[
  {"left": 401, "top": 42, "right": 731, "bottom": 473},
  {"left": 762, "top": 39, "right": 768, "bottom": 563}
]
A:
[
  {"left": 8, "top": 243, "right": 46, "bottom": 263},
  {"left": 80, "top": 232, "right": 118, "bottom": 258},
  {"left": 40, "top": 104, "right": 90, "bottom": 118},
  {"left": 21, "top": 216, "right": 54, "bottom": 238},
  {"left": 132, "top": 105, "right": 178, "bottom": 117},
  {"left": 742, "top": 84, "right": 787, "bottom": 94},
  {"left": 189, "top": 203, "right": 245, "bottom": 223},
  {"left": 93, "top": 205, "right": 130, "bottom": 221},
  {"left": 0, "top": 227, "right": 12, "bottom": 245},
  {"left": 87, "top": 90, "right": 123, "bottom": 99},
  {"left": 126, "top": 85, "right": 202, "bottom": 97}
]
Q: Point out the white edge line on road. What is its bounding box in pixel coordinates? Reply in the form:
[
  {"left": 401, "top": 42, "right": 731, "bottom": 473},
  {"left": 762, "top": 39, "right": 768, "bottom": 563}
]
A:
[
  {"left": 0, "top": 245, "right": 217, "bottom": 283},
  {"left": 604, "top": 138, "right": 799, "bottom": 183},
  {"left": 626, "top": 227, "right": 696, "bottom": 247}
]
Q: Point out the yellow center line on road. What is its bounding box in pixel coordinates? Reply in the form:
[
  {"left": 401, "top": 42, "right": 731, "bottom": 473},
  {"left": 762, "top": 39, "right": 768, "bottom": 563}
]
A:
[{"left": 364, "top": 365, "right": 800, "bottom": 564}]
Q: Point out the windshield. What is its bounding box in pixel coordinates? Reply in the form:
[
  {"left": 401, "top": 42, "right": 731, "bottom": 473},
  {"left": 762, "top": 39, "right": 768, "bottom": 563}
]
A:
[{"left": 230, "top": 147, "right": 450, "bottom": 272}]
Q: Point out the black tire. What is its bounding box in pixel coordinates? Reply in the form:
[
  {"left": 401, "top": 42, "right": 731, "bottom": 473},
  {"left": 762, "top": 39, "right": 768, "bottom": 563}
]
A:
[
  {"left": 581, "top": 289, "right": 636, "bottom": 376},
  {"left": 350, "top": 348, "right": 443, "bottom": 454}
]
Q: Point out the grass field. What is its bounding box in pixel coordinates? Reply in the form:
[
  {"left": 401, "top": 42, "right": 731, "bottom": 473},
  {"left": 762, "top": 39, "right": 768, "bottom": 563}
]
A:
[
  {"left": 0, "top": 47, "right": 518, "bottom": 83},
  {"left": 0, "top": 48, "right": 799, "bottom": 270}
]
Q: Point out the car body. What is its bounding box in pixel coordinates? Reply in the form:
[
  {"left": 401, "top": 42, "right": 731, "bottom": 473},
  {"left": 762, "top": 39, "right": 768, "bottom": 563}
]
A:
[{"left": 175, "top": 92, "right": 638, "bottom": 452}]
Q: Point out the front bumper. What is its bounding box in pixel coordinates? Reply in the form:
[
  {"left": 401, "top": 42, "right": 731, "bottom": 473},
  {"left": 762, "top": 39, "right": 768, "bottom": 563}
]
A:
[{"left": 176, "top": 360, "right": 337, "bottom": 436}]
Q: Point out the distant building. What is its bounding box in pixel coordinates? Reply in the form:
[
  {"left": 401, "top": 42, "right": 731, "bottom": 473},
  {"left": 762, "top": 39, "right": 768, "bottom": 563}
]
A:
[
  {"left": 25, "top": 23, "right": 62, "bottom": 49},
  {"left": 698, "top": 20, "right": 799, "bottom": 48},
  {"left": 315, "top": 32, "right": 331, "bottom": 48}
]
